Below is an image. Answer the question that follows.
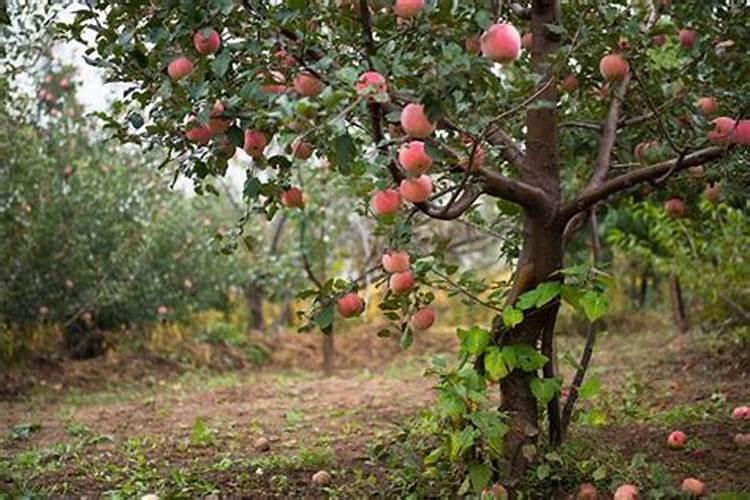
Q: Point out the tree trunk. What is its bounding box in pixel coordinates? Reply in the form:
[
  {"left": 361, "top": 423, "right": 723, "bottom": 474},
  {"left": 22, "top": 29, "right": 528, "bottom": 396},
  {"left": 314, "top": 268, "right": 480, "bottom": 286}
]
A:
[
  {"left": 497, "top": 218, "right": 563, "bottom": 481},
  {"left": 322, "top": 329, "right": 335, "bottom": 375},
  {"left": 669, "top": 273, "right": 688, "bottom": 334},
  {"left": 245, "top": 281, "right": 264, "bottom": 332},
  {"left": 638, "top": 267, "right": 649, "bottom": 307}
]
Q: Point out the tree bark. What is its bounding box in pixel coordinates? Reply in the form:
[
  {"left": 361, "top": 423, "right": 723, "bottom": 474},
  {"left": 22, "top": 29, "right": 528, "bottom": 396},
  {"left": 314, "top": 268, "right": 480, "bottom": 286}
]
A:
[
  {"left": 669, "top": 273, "right": 688, "bottom": 334},
  {"left": 638, "top": 267, "right": 649, "bottom": 308},
  {"left": 245, "top": 281, "right": 264, "bottom": 332},
  {"left": 322, "top": 329, "right": 335, "bottom": 375}
]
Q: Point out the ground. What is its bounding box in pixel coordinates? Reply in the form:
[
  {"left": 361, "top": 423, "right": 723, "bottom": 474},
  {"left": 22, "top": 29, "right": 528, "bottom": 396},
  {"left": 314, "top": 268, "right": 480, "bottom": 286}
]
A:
[{"left": 1, "top": 323, "right": 749, "bottom": 498}]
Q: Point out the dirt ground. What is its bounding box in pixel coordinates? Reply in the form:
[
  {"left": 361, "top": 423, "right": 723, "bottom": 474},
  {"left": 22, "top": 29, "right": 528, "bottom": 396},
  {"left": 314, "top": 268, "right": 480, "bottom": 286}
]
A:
[{"left": 1, "top": 325, "right": 749, "bottom": 498}]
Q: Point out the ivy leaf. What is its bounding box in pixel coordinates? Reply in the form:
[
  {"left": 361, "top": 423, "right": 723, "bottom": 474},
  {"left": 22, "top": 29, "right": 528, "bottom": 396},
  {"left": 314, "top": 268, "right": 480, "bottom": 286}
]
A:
[
  {"left": 529, "top": 377, "right": 561, "bottom": 405},
  {"left": 458, "top": 326, "right": 491, "bottom": 356},
  {"left": 502, "top": 306, "right": 523, "bottom": 328},
  {"left": 484, "top": 347, "right": 510, "bottom": 381},
  {"left": 468, "top": 462, "right": 492, "bottom": 493},
  {"left": 580, "top": 290, "right": 609, "bottom": 322}
]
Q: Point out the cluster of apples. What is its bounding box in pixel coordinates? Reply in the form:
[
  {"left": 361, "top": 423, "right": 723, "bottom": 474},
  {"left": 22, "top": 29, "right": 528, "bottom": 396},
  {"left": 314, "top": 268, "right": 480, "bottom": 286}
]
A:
[{"left": 38, "top": 73, "right": 74, "bottom": 117}]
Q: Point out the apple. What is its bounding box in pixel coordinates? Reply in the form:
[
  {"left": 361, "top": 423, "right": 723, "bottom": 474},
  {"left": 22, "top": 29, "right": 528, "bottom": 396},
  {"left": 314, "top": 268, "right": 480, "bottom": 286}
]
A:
[
  {"left": 356, "top": 71, "right": 388, "bottom": 99},
  {"left": 653, "top": 34, "right": 667, "bottom": 47},
  {"left": 275, "top": 49, "right": 297, "bottom": 67},
  {"left": 400, "top": 175, "right": 433, "bottom": 203},
  {"left": 599, "top": 53, "right": 629, "bottom": 81},
  {"left": 382, "top": 250, "right": 411, "bottom": 273},
  {"left": 521, "top": 32, "right": 533, "bottom": 50},
  {"left": 401, "top": 103, "right": 436, "bottom": 138},
  {"left": 465, "top": 37, "right": 481, "bottom": 54},
  {"left": 734, "top": 433, "right": 750, "bottom": 447},
  {"left": 281, "top": 187, "right": 304, "bottom": 208},
  {"left": 667, "top": 430, "right": 687, "bottom": 449},
  {"left": 664, "top": 198, "right": 686, "bottom": 218},
  {"left": 613, "top": 484, "right": 639, "bottom": 500},
  {"left": 59, "top": 78, "right": 71, "bottom": 90},
  {"left": 185, "top": 123, "right": 213, "bottom": 144},
  {"left": 337, "top": 292, "right": 365, "bottom": 318},
  {"left": 481, "top": 23, "right": 522, "bottom": 63},
  {"left": 398, "top": 141, "right": 433, "bottom": 174},
  {"left": 680, "top": 478, "right": 705, "bottom": 497},
  {"left": 311, "top": 470, "right": 332, "bottom": 486},
  {"left": 371, "top": 189, "right": 401, "bottom": 216},
  {"left": 389, "top": 270, "right": 415, "bottom": 294},
  {"left": 561, "top": 74, "right": 578, "bottom": 93},
  {"left": 411, "top": 307, "right": 435, "bottom": 331},
  {"left": 193, "top": 28, "right": 221, "bottom": 55},
  {"left": 243, "top": 129, "right": 268, "bottom": 158},
  {"left": 291, "top": 138, "right": 314, "bottom": 159},
  {"left": 293, "top": 73, "right": 325, "bottom": 97},
  {"left": 260, "top": 70, "right": 287, "bottom": 94},
  {"left": 393, "top": 0, "right": 424, "bottom": 18},
  {"left": 732, "top": 406, "right": 750, "bottom": 420},
  {"left": 576, "top": 483, "right": 598, "bottom": 500},
  {"left": 707, "top": 116, "right": 735, "bottom": 143},
  {"left": 696, "top": 97, "right": 717, "bottom": 116},
  {"left": 167, "top": 56, "right": 194, "bottom": 81},
  {"left": 481, "top": 484, "right": 508, "bottom": 499},
  {"left": 157, "top": 305, "right": 169, "bottom": 316},
  {"left": 704, "top": 183, "right": 721, "bottom": 204},
  {"left": 208, "top": 100, "right": 231, "bottom": 134},
  {"left": 678, "top": 29, "right": 697, "bottom": 49}
]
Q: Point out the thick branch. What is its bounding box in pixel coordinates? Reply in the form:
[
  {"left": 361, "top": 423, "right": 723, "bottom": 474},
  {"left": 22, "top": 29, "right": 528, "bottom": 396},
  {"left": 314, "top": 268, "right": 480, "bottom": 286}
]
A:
[
  {"left": 562, "top": 146, "right": 730, "bottom": 221},
  {"left": 589, "top": 74, "right": 631, "bottom": 188},
  {"left": 478, "top": 167, "right": 549, "bottom": 213}
]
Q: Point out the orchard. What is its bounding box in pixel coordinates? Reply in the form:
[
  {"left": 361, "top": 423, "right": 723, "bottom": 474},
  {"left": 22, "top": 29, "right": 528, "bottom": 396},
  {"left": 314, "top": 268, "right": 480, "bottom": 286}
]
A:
[{"left": 1, "top": 0, "right": 749, "bottom": 497}]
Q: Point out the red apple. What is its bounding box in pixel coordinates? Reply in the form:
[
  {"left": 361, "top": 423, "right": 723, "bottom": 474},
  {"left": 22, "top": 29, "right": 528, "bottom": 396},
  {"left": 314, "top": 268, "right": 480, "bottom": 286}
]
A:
[
  {"left": 243, "top": 129, "right": 268, "bottom": 158},
  {"left": 481, "top": 484, "right": 508, "bottom": 499},
  {"left": 382, "top": 250, "right": 411, "bottom": 273},
  {"left": 734, "top": 433, "right": 750, "bottom": 447},
  {"left": 561, "top": 74, "right": 578, "bottom": 93},
  {"left": 481, "top": 23, "right": 522, "bottom": 63},
  {"left": 167, "top": 56, "right": 194, "bottom": 81},
  {"left": 398, "top": 141, "right": 432, "bottom": 174},
  {"left": 707, "top": 116, "right": 736, "bottom": 143},
  {"left": 664, "top": 198, "right": 686, "bottom": 218},
  {"left": 389, "top": 270, "right": 415, "bottom": 294},
  {"left": 599, "top": 53, "right": 629, "bottom": 81},
  {"left": 293, "top": 73, "right": 324, "bottom": 97},
  {"left": 678, "top": 29, "right": 697, "bottom": 49},
  {"left": 281, "top": 187, "right": 304, "bottom": 208},
  {"left": 400, "top": 175, "right": 433, "bottom": 203},
  {"left": 696, "top": 97, "right": 717, "bottom": 116},
  {"left": 185, "top": 122, "right": 213, "bottom": 144},
  {"left": 393, "top": 0, "right": 424, "bottom": 18},
  {"left": 337, "top": 292, "right": 364, "bottom": 318},
  {"left": 411, "top": 307, "right": 435, "bottom": 331},
  {"left": 680, "top": 478, "right": 705, "bottom": 497},
  {"left": 732, "top": 406, "right": 750, "bottom": 420},
  {"left": 291, "top": 138, "right": 314, "bottom": 160},
  {"left": 576, "top": 483, "right": 598, "bottom": 500},
  {"left": 371, "top": 189, "right": 401, "bottom": 216},
  {"left": 208, "top": 100, "right": 231, "bottom": 134},
  {"left": 613, "top": 484, "right": 639, "bottom": 500},
  {"left": 59, "top": 78, "right": 71, "bottom": 90},
  {"left": 356, "top": 71, "right": 387, "bottom": 99},
  {"left": 667, "top": 430, "right": 687, "bottom": 449},
  {"left": 275, "top": 49, "right": 297, "bottom": 67},
  {"left": 193, "top": 28, "right": 221, "bottom": 55},
  {"left": 401, "top": 104, "right": 436, "bottom": 138}
]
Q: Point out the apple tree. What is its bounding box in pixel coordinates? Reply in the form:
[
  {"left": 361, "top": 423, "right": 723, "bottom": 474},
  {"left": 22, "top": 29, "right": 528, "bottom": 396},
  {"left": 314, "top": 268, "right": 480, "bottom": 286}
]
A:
[{"left": 62, "top": 0, "right": 749, "bottom": 486}]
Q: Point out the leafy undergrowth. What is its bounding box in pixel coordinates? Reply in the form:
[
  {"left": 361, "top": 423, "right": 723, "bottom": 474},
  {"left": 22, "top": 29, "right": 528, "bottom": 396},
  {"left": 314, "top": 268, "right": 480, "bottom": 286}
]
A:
[{"left": 1, "top": 326, "right": 749, "bottom": 498}]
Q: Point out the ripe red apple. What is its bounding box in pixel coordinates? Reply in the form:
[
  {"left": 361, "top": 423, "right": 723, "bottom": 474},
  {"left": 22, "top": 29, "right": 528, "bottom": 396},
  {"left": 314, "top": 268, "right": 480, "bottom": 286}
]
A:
[
  {"left": 732, "top": 406, "right": 750, "bottom": 420},
  {"left": 400, "top": 175, "right": 433, "bottom": 203},
  {"left": 664, "top": 198, "right": 686, "bottom": 219},
  {"left": 389, "top": 270, "right": 415, "bottom": 294},
  {"left": 599, "top": 53, "right": 629, "bottom": 81},
  {"left": 561, "top": 74, "right": 578, "bottom": 93},
  {"left": 680, "top": 478, "right": 705, "bottom": 497},
  {"left": 521, "top": 32, "right": 533, "bottom": 51},
  {"left": 465, "top": 36, "right": 481, "bottom": 54},
  {"left": 193, "top": 28, "right": 221, "bottom": 55},
  {"left": 576, "top": 483, "right": 598, "bottom": 500},
  {"left": 704, "top": 183, "right": 721, "bottom": 204},
  {"left": 167, "top": 56, "right": 194, "bottom": 81},
  {"left": 208, "top": 100, "right": 231, "bottom": 134},
  {"left": 293, "top": 73, "right": 325, "bottom": 97},
  {"left": 382, "top": 250, "right": 411, "bottom": 273},
  {"left": 652, "top": 34, "right": 667, "bottom": 47},
  {"left": 185, "top": 122, "right": 213, "bottom": 144},
  {"left": 401, "top": 103, "right": 436, "bottom": 138},
  {"left": 243, "top": 129, "right": 268, "bottom": 158},
  {"left": 613, "top": 484, "right": 639, "bottom": 500},
  {"left": 337, "top": 292, "right": 364, "bottom": 318},
  {"left": 393, "top": 0, "right": 424, "bottom": 18},
  {"left": 371, "top": 189, "right": 401, "bottom": 216},
  {"left": 696, "top": 97, "right": 718, "bottom": 116},
  {"left": 281, "top": 187, "right": 304, "bottom": 208},
  {"left": 734, "top": 433, "right": 750, "bottom": 447},
  {"left": 735, "top": 120, "right": 750, "bottom": 144},
  {"left": 707, "top": 117, "right": 750, "bottom": 145},
  {"left": 411, "top": 307, "right": 435, "bottom": 331},
  {"left": 398, "top": 141, "right": 432, "bottom": 174},
  {"left": 481, "top": 23, "right": 522, "bottom": 63},
  {"left": 291, "top": 138, "right": 314, "bottom": 160},
  {"left": 59, "top": 78, "right": 70, "bottom": 90},
  {"left": 275, "top": 49, "right": 297, "bottom": 67},
  {"left": 667, "top": 430, "right": 687, "bottom": 449},
  {"left": 356, "top": 71, "right": 388, "bottom": 99},
  {"left": 678, "top": 29, "right": 697, "bottom": 49}
]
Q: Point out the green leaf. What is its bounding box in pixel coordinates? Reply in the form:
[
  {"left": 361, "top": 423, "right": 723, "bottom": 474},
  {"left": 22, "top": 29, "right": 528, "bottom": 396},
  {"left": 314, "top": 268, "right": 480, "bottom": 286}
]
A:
[
  {"left": 536, "top": 463, "right": 551, "bottom": 480},
  {"left": 313, "top": 304, "right": 334, "bottom": 331},
  {"left": 516, "top": 288, "right": 539, "bottom": 310},
  {"left": 437, "top": 389, "right": 465, "bottom": 418},
  {"left": 578, "top": 378, "right": 601, "bottom": 399},
  {"left": 332, "top": 133, "right": 356, "bottom": 174},
  {"left": 510, "top": 344, "right": 548, "bottom": 372},
  {"left": 529, "top": 378, "right": 561, "bottom": 405},
  {"left": 459, "top": 326, "right": 491, "bottom": 356},
  {"left": 502, "top": 306, "right": 523, "bottom": 328},
  {"left": 424, "top": 446, "right": 444, "bottom": 465},
  {"left": 534, "top": 282, "right": 561, "bottom": 308},
  {"left": 449, "top": 427, "right": 477, "bottom": 461},
  {"left": 484, "top": 347, "right": 510, "bottom": 381},
  {"left": 211, "top": 51, "right": 231, "bottom": 78},
  {"left": 469, "top": 462, "right": 492, "bottom": 494},
  {"left": 560, "top": 284, "right": 583, "bottom": 310},
  {"left": 580, "top": 290, "right": 609, "bottom": 322},
  {"left": 592, "top": 465, "right": 608, "bottom": 481}
]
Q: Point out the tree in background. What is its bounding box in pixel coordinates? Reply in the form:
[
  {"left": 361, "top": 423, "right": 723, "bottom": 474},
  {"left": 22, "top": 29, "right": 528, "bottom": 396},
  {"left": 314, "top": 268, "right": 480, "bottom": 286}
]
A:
[{"left": 64, "top": 0, "right": 748, "bottom": 488}]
